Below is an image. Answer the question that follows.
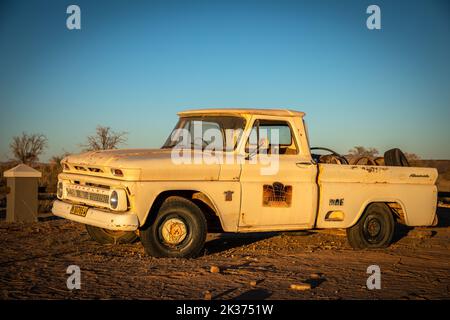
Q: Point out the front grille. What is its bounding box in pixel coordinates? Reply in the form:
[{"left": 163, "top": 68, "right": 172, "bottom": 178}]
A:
[
  {"left": 73, "top": 166, "right": 104, "bottom": 173},
  {"left": 66, "top": 188, "right": 109, "bottom": 204}
]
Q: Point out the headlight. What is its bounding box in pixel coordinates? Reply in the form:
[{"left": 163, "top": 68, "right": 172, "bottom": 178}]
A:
[
  {"left": 110, "top": 190, "right": 118, "bottom": 209},
  {"left": 57, "top": 181, "right": 63, "bottom": 199}
]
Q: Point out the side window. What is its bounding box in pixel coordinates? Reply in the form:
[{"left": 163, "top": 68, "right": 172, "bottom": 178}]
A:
[{"left": 245, "top": 120, "right": 298, "bottom": 155}]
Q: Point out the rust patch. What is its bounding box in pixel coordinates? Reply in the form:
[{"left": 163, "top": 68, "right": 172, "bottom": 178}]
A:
[
  {"left": 352, "top": 166, "right": 389, "bottom": 173},
  {"left": 388, "top": 202, "right": 406, "bottom": 224},
  {"left": 240, "top": 212, "right": 246, "bottom": 225},
  {"left": 192, "top": 192, "right": 216, "bottom": 211}
]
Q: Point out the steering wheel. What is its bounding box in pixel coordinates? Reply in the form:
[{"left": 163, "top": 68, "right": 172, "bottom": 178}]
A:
[{"left": 310, "top": 147, "right": 349, "bottom": 165}]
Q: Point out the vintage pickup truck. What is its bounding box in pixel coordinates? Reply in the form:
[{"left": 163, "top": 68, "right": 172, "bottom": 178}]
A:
[{"left": 52, "top": 109, "right": 438, "bottom": 257}]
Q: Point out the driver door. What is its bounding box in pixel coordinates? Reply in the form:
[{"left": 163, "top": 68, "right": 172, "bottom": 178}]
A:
[{"left": 238, "top": 117, "right": 318, "bottom": 231}]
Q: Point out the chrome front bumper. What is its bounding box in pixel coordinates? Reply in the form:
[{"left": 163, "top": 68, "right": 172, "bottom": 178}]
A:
[{"left": 52, "top": 200, "right": 139, "bottom": 231}]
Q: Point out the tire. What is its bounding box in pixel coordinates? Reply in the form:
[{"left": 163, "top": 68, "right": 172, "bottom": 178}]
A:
[
  {"left": 140, "top": 196, "right": 207, "bottom": 258},
  {"left": 374, "top": 157, "right": 384, "bottom": 166},
  {"left": 346, "top": 203, "right": 395, "bottom": 249},
  {"left": 86, "top": 225, "right": 138, "bottom": 244},
  {"left": 384, "top": 148, "right": 409, "bottom": 167}
]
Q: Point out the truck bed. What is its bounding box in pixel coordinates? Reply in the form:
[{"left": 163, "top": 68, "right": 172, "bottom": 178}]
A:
[{"left": 315, "top": 164, "right": 438, "bottom": 228}]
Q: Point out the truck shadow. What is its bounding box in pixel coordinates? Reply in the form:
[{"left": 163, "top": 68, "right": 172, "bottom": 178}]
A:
[
  {"left": 204, "top": 207, "right": 450, "bottom": 251},
  {"left": 392, "top": 224, "right": 413, "bottom": 244},
  {"left": 204, "top": 232, "right": 278, "bottom": 255},
  {"left": 392, "top": 206, "right": 449, "bottom": 244},
  {"left": 435, "top": 206, "right": 450, "bottom": 228}
]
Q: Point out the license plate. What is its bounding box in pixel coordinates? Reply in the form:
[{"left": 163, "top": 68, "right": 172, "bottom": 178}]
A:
[{"left": 70, "top": 205, "right": 89, "bottom": 217}]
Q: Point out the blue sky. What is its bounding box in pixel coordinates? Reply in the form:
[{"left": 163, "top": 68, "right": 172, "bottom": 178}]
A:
[{"left": 0, "top": 0, "right": 449, "bottom": 161}]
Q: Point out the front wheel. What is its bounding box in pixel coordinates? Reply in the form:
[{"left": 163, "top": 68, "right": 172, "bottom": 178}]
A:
[
  {"left": 346, "top": 203, "right": 394, "bottom": 249},
  {"left": 140, "top": 196, "right": 207, "bottom": 258}
]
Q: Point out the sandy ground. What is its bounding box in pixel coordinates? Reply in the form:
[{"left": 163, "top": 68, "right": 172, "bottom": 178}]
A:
[{"left": 0, "top": 206, "right": 449, "bottom": 300}]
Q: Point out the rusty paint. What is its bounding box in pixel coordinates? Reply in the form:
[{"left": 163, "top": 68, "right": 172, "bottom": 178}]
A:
[
  {"left": 351, "top": 166, "right": 389, "bottom": 173},
  {"left": 240, "top": 212, "right": 245, "bottom": 225},
  {"left": 192, "top": 192, "right": 218, "bottom": 214}
]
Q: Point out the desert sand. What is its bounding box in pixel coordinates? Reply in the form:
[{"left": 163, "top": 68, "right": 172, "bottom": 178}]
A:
[{"left": 0, "top": 206, "right": 449, "bottom": 300}]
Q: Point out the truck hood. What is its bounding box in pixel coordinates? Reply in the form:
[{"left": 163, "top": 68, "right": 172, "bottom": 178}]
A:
[
  {"left": 66, "top": 149, "right": 175, "bottom": 166},
  {"left": 63, "top": 148, "right": 222, "bottom": 181}
]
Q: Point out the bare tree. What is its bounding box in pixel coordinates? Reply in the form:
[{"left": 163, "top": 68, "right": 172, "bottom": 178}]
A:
[
  {"left": 50, "top": 152, "right": 71, "bottom": 169},
  {"left": 348, "top": 146, "right": 379, "bottom": 157},
  {"left": 82, "top": 126, "right": 128, "bottom": 151},
  {"left": 404, "top": 152, "right": 421, "bottom": 161},
  {"left": 9, "top": 132, "right": 48, "bottom": 165},
  {"left": 36, "top": 152, "right": 72, "bottom": 192}
]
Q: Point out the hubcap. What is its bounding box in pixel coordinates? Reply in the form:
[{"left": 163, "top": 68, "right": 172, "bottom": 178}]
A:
[
  {"left": 161, "top": 218, "right": 188, "bottom": 245},
  {"left": 367, "top": 218, "right": 381, "bottom": 237}
]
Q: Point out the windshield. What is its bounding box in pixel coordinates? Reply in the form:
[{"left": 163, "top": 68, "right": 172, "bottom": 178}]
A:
[{"left": 162, "top": 116, "right": 246, "bottom": 151}]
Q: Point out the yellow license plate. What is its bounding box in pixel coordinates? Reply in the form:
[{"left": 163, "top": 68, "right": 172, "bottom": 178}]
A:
[{"left": 70, "top": 205, "right": 89, "bottom": 217}]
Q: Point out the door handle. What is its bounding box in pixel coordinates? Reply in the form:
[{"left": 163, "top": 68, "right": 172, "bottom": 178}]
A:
[{"left": 296, "top": 161, "right": 314, "bottom": 166}]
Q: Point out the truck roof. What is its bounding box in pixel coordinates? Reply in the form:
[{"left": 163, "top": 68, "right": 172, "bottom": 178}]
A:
[{"left": 178, "top": 108, "right": 305, "bottom": 118}]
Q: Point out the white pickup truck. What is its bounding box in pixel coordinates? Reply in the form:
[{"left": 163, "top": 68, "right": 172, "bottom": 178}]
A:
[{"left": 52, "top": 109, "right": 438, "bottom": 258}]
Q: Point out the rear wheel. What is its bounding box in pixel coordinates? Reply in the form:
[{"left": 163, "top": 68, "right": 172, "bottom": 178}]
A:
[
  {"left": 346, "top": 203, "right": 394, "bottom": 249},
  {"left": 140, "top": 196, "right": 207, "bottom": 258},
  {"left": 86, "top": 225, "right": 138, "bottom": 244}
]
